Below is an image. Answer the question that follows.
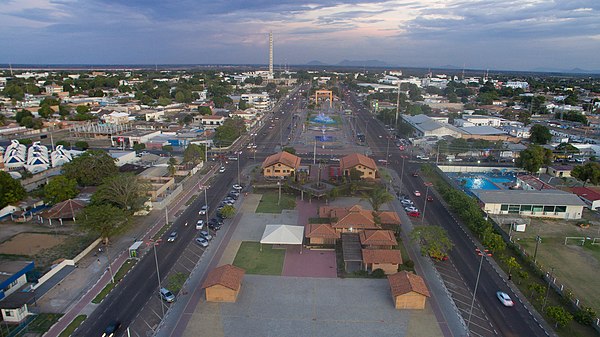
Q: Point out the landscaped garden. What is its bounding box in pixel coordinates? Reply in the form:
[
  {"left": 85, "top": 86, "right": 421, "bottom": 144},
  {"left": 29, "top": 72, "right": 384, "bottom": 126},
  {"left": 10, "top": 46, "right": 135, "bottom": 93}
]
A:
[{"left": 255, "top": 192, "right": 296, "bottom": 213}]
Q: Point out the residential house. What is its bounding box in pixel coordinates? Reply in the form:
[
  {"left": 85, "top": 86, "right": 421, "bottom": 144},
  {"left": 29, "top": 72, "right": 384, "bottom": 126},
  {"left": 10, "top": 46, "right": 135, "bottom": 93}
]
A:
[
  {"left": 198, "top": 115, "right": 226, "bottom": 130},
  {"left": 359, "top": 230, "right": 398, "bottom": 249},
  {"left": 362, "top": 249, "right": 402, "bottom": 275},
  {"left": 340, "top": 153, "right": 378, "bottom": 179},
  {"left": 0, "top": 261, "right": 35, "bottom": 323},
  {"left": 103, "top": 111, "right": 130, "bottom": 125},
  {"left": 571, "top": 187, "right": 600, "bottom": 210},
  {"left": 547, "top": 165, "right": 573, "bottom": 178},
  {"left": 202, "top": 264, "right": 245, "bottom": 303},
  {"left": 305, "top": 223, "right": 340, "bottom": 245},
  {"left": 388, "top": 271, "right": 430, "bottom": 310},
  {"left": 262, "top": 152, "right": 301, "bottom": 178},
  {"left": 318, "top": 205, "right": 398, "bottom": 233}
]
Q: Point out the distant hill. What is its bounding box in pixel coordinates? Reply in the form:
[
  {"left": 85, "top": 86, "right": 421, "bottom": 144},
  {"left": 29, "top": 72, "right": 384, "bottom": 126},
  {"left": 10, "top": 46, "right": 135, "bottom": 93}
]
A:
[
  {"left": 306, "top": 60, "right": 328, "bottom": 66},
  {"left": 336, "top": 59, "right": 390, "bottom": 67},
  {"left": 437, "top": 64, "right": 461, "bottom": 70},
  {"left": 531, "top": 67, "right": 600, "bottom": 74}
]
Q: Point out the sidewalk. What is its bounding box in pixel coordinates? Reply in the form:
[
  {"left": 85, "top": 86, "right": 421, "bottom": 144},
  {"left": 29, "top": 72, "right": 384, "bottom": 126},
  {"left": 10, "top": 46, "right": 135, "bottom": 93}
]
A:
[{"left": 43, "top": 164, "right": 219, "bottom": 337}]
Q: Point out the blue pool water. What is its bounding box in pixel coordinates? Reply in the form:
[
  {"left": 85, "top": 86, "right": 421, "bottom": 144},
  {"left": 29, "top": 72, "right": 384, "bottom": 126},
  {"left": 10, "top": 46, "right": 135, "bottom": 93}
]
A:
[
  {"left": 487, "top": 177, "right": 513, "bottom": 184},
  {"left": 460, "top": 177, "right": 500, "bottom": 190}
]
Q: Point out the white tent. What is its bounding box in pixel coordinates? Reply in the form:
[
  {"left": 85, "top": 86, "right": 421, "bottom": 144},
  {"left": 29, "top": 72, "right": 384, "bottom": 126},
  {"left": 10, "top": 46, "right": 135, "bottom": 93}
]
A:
[{"left": 260, "top": 225, "right": 304, "bottom": 252}]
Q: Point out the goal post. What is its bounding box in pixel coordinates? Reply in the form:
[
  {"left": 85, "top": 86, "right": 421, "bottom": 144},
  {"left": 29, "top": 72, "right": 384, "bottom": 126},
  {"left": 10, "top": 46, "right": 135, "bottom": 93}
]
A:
[{"left": 564, "top": 236, "right": 585, "bottom": 246}]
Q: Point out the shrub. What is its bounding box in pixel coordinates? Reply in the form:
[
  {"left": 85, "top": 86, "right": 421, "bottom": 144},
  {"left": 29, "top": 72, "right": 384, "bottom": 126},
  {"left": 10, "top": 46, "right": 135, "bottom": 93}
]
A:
[
  {"left": 403, "top": 260, "right": 415, "bottom": 269},
  {"left": 574, "top": 306, "right": 596, "bottom": 326},
  {"left": 371, "top": 269, "right": 386, "bottom": 278}
]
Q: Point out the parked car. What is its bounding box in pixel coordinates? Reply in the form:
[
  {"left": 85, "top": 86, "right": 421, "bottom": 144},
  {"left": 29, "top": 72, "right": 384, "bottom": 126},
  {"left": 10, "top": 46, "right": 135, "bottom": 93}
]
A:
[
  {"left": 407, "top": 210, "right": 421, "bottom": 217},
  {"left": 208, "top": 222, "right": 222, "bottom": 231},
  {"left": 232, "top": 184, "right": 243, "bottom": 190},
  {"left": 159, "top": 287, "right": 175, "bottom": 303},
  {"left": 430, "top": 254, "right": 449, "bottom": 261},
  {"left": 196, "top": 219, "right": 204, "bottom": 230},
  {"left": 195, "top": 237, "right": 209, "bottom": 247},
  {"left": 414, "top": 190, "right": 421, "bottom": 197},
  {"left": 496, "top": 291, "right": 514, "bottom": 307},
  {"left": 404, "top": 206, "right": 419, "bottom": 213},
  {"left": 199, "top": 230, "right": 213, "bottom": 241},
  {"left": 102, "top": 321, "right": 121, "bottom": 337},
  {"left": 167, "top": 231, "right": 178, "bottom": 242}
]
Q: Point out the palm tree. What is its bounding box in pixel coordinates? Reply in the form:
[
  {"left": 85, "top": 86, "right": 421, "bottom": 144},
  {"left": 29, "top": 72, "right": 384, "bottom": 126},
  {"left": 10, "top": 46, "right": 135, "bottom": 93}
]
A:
[{"left": 362, "top": 187, "right": 394, "bottom": 212}]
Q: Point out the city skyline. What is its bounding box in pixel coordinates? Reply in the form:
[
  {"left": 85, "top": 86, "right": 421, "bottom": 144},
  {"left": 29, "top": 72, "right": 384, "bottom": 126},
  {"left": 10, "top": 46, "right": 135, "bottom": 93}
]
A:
[{"left": 1, "top": 0, "right": 599, "bottom": 72}]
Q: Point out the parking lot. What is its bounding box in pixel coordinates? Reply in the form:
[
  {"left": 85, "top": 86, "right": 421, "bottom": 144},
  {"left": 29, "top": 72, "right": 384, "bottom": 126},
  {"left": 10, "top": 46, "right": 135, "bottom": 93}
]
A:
[{"left": 433, "top": 258, "right": 496, "bottom": 337}]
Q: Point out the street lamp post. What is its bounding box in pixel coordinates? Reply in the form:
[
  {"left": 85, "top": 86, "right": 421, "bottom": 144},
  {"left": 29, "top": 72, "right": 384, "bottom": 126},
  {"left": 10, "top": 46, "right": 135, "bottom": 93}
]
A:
[
  {"left": 149, "top": 239, "right": 164, "bottom": 317},
  {"left": 467, "top": 248, "right": 492, "bottom": 331},
  {"left": 542, "top": 267, "right": 555, "bottom": 311},
  {"left": 421, "top": 182, "right": 433, "bottom": 225},
  {"left": 204, "top": 186, "right": 209, "bottom": 224},
  {"left": 385, "top": 136, "right": 391, "bottom": 168},
  {"left": 399, "top": 155, "right": 407, "bottom": 193},
  {"left": 237, "top": 151, "right": 241, "bottom": 186}
]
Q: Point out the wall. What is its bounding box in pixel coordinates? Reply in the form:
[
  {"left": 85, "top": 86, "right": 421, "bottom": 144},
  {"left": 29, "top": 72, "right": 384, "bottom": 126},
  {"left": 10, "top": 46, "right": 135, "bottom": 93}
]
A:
[
  {"left": 263, "top": 163, "right": 294, "bottom": 178},
  {"left": 1, "top": 305, "right": 29, "bottom": 323},
  {"left": 205, "top": 284, "right": 238, "bottom": 303},
  {"left": 394, "top": 292, "right": 426, "bottom": 310},
  {"left": 483, "top": 203, "right": 583, "bottom": 220},
  {"left": 438, "top": 165, "right": 522, "bottom": 174}
]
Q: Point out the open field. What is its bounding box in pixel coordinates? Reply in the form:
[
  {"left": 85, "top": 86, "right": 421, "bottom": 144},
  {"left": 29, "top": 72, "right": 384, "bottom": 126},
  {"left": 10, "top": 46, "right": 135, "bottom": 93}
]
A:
[
  {"left": 232, "top": 241, "right": 285, "bottom": 275},
  {"left": 0, "top": 233, "right": 68, "bottom": 255},
  {"left": 496, "top": 215, "right": 600, "bottom": 315}
]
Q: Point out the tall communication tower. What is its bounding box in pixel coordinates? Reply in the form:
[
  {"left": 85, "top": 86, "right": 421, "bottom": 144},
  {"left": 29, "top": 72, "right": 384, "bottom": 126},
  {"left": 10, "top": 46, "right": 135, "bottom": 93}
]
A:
[{"left": 269, "top": 32, "right": 274, "bottom": 78}]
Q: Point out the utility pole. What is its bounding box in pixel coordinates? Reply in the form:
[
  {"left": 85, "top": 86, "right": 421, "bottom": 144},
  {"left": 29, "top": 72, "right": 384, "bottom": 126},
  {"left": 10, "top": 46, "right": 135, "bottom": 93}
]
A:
[
  {"left": 421, "top": 182, "right": 433, "bottom": 225},
  {"left": 395, "top": 80, "right": 401, "bottom": 128},
  {"left": 467, "top": 248, "right": 492, "bottom": 331},
  {"left": 542, "top": 267, "right": 555, "bottom": 311},
  {"left": 237, "top": 151, "right": 241, "bottom": 186},
  {"left": 533, "top": 235, "right": 542, "bottom": 263}
]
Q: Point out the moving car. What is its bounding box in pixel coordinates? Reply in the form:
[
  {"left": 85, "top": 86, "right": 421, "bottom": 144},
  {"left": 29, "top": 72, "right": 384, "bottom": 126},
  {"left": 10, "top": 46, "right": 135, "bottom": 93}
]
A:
[
  {"left": 496, "top": 291, "right": 514, "bottom": 307},
  {"left": 427, "top": 195, "right": 434, "bottom": 202},
  {"left": 195, "top": 237, "right": 209, "bottom": 247},
  {"left": 167, "top": 231, "right": 178, "bottom": 242},
  {"left": 412, "top": 171, "right": 419, "bottom": 177},
  {"left": 159, "top": 287, "right": 175, "bottom": 303},
  {"left": 199, "top": 205, "right": 209, "bottom": 215},
  {"left": 102, "top": 321, "right": 121, "bottom": 337},
  {"left": 404, "top": 206, "right": 419, "bottom": 213},
  {"left": 219, "top": 166, "right": 226, "bottom": 173},
  {"left": 196, "top": 219, "right": 204, "bottom": 230},
  {"left": 414, "top": 190, "right": 421, "bottom": 197},
  {"left": 407, "top": 210, "right": 421, "bottom": 217}
]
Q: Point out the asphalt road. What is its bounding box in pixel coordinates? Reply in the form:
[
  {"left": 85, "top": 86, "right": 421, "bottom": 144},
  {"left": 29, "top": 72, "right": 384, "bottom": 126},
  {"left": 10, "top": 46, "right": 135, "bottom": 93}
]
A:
[
  {"left": 75, "top": 84, "right": 307, "bottom": 337},
  {"left": 342, "top": 87, "right": 548, "bottom": 337}
]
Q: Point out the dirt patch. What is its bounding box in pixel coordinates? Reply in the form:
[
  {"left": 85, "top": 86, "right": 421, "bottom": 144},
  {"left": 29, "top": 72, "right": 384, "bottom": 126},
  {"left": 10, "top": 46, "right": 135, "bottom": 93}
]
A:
[{"left": 0, "top": 233, "right": 68, "bottom": 256}]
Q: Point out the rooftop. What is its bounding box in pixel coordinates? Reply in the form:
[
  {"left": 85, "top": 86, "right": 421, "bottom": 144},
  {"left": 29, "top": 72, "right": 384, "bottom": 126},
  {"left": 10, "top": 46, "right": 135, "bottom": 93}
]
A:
[
  {"left": 262, "top": 151, "right": 301, "bottom": 170},
  {"left": 362, "top": 249, "right": 402, "bottom": 265},
  {"left": 340, "top": 153, "right": 377, "bottom": 171},
  {"left": 388, "top": 271, "right": 430, "bottom": 298},
  {"left": 201, "top": 264, "right": 245, "bottom": 291},
  {"left": 476, "top": 189, "right": 586, "bottom": 206}
]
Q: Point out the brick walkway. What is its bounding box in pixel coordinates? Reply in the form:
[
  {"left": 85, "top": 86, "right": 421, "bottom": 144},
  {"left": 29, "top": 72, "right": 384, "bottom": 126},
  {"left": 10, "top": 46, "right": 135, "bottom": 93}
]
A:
[{"left": 282, "top": 246, "right": 337, "bottom": 278}]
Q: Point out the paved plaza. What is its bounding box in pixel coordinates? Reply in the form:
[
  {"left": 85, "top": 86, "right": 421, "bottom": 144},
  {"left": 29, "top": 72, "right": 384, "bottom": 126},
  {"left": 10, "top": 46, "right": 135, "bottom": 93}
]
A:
[{"left": 184, "top": 275, "right": 442, "bottom": 337}]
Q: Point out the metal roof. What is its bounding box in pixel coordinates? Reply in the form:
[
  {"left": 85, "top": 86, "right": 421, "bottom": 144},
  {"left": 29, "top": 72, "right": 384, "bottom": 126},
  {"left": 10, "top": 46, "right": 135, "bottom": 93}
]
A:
[{"left": 476, "top": 190, "right": 586, "bottom": 206}]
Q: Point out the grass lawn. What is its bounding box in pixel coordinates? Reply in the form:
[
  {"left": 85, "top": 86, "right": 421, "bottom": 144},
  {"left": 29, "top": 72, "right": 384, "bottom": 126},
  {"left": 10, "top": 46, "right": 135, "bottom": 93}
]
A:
[
  {"left": 232, "top": 242, "right": 285, "bottom": 275},
  {"left": 27, "top": 313, "right": 63, "bottom": 333},
  {"left": 92, "top": 260, "right": 137, "bottom": 304},
  {"left": 58, "top": 315, "right": 86, "bottom": 337},
  {"left": 255, "top": 192, "right": 296, "bottom": 214}
]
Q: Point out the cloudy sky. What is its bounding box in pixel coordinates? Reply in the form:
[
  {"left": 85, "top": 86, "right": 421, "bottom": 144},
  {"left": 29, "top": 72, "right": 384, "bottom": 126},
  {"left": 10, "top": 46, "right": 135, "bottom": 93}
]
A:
[{"left": 1, "top": 0, "right": 599, "bottom": 71}]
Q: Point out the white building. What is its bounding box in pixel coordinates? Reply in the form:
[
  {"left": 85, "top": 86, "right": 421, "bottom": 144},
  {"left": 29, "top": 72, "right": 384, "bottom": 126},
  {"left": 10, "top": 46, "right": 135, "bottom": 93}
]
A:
[
  {"left": 0, "top": 261, "right": 35, "bottom": 323},
  {"left": 402, "top": 114, "right": 462, "bottom": 138},
  {"left": 3, "top": 140, "right": 27, "bottom": 170},
  {"left": 50, "top": 145, "right": 75, "bottom": 167},
  {"left": 240, "top": 93, "right": 272, "bottom": 112},
  {"left": 504, "top": 81, "right": 529, "bottom": 90},
  {"left": 477, "top": 190, "right": 585, "bottom": 219},
  {"left": 25, "top": 142, "right": 50, "bottom": 174},
  {"left": 199, "top": 115, "right": 226, "bottom": 130},
  {"left": 502, "top": 125, "right": 531, "bottom": 138},
  {"left": 103, "top": 111, "right": 131, "bottom": 125}
]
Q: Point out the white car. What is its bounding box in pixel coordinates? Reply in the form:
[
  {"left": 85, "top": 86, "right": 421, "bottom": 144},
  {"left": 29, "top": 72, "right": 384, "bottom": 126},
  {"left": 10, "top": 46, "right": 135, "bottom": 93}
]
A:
[
  {"left": 195, "top": 237, "right": 209, "bottom": 247},
  {"left": 196, "top": 219, "right": 204, "bottom": 230},
  {"left": 232, "top": 184, "right": 243, "bottom": 191},
  {"left": 496, "top": 291, "right": 514, "bottom": 307},
  {"left": 199, "top": 205, "right": 209, "bottom": 215},
  {"left": 414, "top": 190, "right": 421, "bottom": 197},
  {"left": 404, "top": 206, "right": 419, "bottom": 213},
  {"left": 219, "top": 166, "right": 226, "bottom": 173}
]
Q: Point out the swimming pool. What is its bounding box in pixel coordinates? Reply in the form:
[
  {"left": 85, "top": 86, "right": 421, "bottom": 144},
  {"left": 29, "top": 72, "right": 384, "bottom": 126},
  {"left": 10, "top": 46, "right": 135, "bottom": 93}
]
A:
[{"left": 459, "top": 177, "right": 500, "bottom": 190}]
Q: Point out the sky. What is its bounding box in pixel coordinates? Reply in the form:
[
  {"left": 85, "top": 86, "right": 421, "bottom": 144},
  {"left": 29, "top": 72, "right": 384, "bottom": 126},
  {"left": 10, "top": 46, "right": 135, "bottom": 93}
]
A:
[{"left": 1, "top": 0, "right": 600, "bottom": 71}]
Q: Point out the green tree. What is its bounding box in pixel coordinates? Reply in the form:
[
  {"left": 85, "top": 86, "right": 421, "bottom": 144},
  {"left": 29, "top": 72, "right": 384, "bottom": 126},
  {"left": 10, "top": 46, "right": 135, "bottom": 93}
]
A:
[
  {"left": 167, "top": 157, "right": 177, "bottom": 176},
  {"left": 516, "top": 145, "right": 553, "bottom": 174},
  {"left": 76, "top": 105, "right": 90, "bottom": 114},
  {"left": 555, "top": 143, "right": 579, "bottom": 155},
  {"left": 348, "top": 168, "right": 363, "bottom": 181},
  {"left": 133, "top": 143, "right": 146, "bottom": 153},
  {"left": 482, "top": 230, "right": 506, "bottom": 253},
  {"left": 410, "top": 225, "right": 454, "bottom": 260},
  {"left": 92, "top": 173, "right": 149, "bottom": 213},
  {"left": 38, "top": 105, "right": 54, "bottom": 118},
  {"left": 571, "top": 162, "right": 600, "bottom": 185},
  {"left": 157, "top": 97, "right": 172, "bottom": 106},
  {"left": 79, "top": 204, "right": 130, "bottom": 244},
  {"left": 529, "top": 124, "right": 552, "bottom": 145},
  {"left": 18, "top": 138, "right": 33, "bottom": 146},
  {"left": 574, "top": 306, "right": 596, "bottom": 326},
  {"left": 502, "top": 256, "right": 521, "bottom": 276},
  {"left": 198, "top": 106, "right": 212, "bottom": 115},
  {"left": 282, "top": 146, "right": 296, "bottom": 155},
  {"left": 44, "top": 176, "right": 79, "bottom": 204},
  {"left": 545, "top": 305, "right": 573, "bottom": 328},
  {"left": 362, "top": 187, "right": 394, "bottom": 212},
  {"left": 182, "top": 144, "right": 206, "bottom": 164},
  {"left": 62, "top": 150, "right": 118, "bottom": 186},
  {"left": 214, "top": 117, "right": 246, "bottom": 146},
  {"left": 162, "top": 145, "right": 174, "bottom": 152},
  {"left": 238, "top": 100, "right": 249, "bottom": 110},
  {"left": 74, "top": 141, "right": 89, "bottom": 150},
  {"left": 0, "top": 171, "right": 26, "bottom": 209},
  {"left": 220, "top": 204, "right": 236, "bottom": 218}
]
